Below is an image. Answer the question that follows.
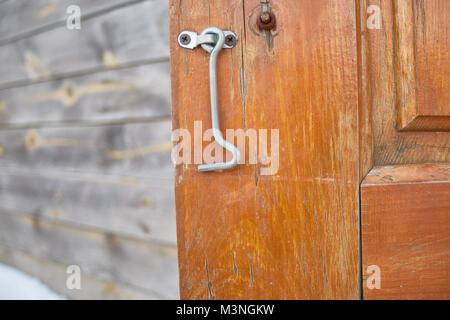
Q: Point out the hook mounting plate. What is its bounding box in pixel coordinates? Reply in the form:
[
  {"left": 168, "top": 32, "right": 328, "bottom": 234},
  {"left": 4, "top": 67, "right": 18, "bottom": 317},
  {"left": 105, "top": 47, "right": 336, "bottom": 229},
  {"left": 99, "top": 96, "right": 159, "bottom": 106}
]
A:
[{"left": 178, "top": 30, "right": 238, "bottom": 50}]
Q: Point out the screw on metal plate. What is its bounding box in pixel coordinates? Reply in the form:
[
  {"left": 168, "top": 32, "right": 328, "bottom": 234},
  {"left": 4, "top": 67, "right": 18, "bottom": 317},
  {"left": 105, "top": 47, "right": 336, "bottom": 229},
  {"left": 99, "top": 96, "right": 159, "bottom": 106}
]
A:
[
  {"left": 177, "top": 27, "right": 240, "bottom": 172},
  {"left": 179, "top": 33, "right": 191, "bottom": 45},
  {"left": 178, "top": 29, "right": 238, "bottom": 50},
  {"left": 225, "top": 34, "right": 237, "bottom": 47}
]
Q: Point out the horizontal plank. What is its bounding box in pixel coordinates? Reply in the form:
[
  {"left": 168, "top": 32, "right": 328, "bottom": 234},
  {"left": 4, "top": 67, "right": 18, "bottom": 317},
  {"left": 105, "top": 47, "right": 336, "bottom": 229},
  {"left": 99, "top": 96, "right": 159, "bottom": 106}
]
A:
[
  {"left": 362, "top": 163, "right": 450, "bottom": 299},
  {"left": 0, "top": 120, "right": 173, "bottom": 179},
  {"left": 0, "top": 211, "right": 179, "bottom": 298},
  {"left": 0, "top": 167, "right": 176, "bottom": 243},
  {"left": 363, "top": 163, "right": 450, "bottom": 185},
  {"left": 0, "top": 0, "right": 145, "bottom": 45},
  {"left": 0, "top": 62, "right": 171, "bottom": 126},
  {"left": 0, "top": 0, "right": 169, "bottom": 86},
  {"left": 0, "top": 120, "right": 176, "bottom": 242},
  {"left": 0, "top": 245, "right": 164, "bottom": 299}
]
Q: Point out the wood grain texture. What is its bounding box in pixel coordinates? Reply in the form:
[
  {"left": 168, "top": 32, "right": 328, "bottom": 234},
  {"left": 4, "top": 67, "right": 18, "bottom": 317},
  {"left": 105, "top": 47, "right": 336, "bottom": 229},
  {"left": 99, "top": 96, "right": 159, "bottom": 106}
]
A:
[
  {"left": 0, "top": 209, "right": 179, "bottom": 299},
  {"left": 393, "top": 0, "right": 419, "bottom": 130},
  {"left": 362, "top": 163, "right": 450, "bottom": 185},
  {"left": 0, "top": 0, "right": 169, "bottom": 86},
  {"left": 0, "top": 167, "right": 175, "bottom": 243},
  {"left": 361, "top": 163, "right": 450, "bottom": 299},
  {"left": 171, "top": 0, "right": 360, "bottom": 299},
  {"left": 357, "top": 0, "right": 374, "bottom": 180},
  {"left": 0, "top": 0, "right": 177, "bottom": 300},
  {"left": 0, "top": 0, "right": 143, "bottom": 44},
  {"left": 362, "top": 0, "right": 449, "bottom": 164},
  {"left": 0, "top": 62, "right": 171, "bottom": 126},
  {"left": 394, "top": 0, "right": 450, "bottom": 131},
  {"left": 413, "top": 0, "right": 449, "bottom": 119},
  {"left": 0, "top": 245, "right": 162, "bottom": 299},
  {"left": 0, "top": 121, "right": 175, "bottom": 241},
  {"left": 0, "top": 121, "right": 173, "bottom": 179}
]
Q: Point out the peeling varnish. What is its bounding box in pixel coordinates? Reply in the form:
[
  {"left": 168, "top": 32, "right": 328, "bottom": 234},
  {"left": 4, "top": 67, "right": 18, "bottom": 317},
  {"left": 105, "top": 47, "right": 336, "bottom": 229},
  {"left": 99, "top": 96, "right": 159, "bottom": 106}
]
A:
[
  {"left": 204, "top": 255, "right": 215, "bottom": 300},
  {"left": 309, "top": 177, "right": 336, "bottom": 184},
  {"left": 232, "top": 252, "right": 238, "bottom": 277},
  {"left": 367, "top": 169, "right": 382, "bottom": 175},
  {"left": 254, "top": 154, "right": 259, "bottom": 186},
  {"left": 107, "top": 141, "right": 172, "bottom": 160},
  {"left": 239, "top": 66, "right": 248, "bottom": 128},
  {"left": 249, "top": 258, "right": 254, "bottom": 284}
]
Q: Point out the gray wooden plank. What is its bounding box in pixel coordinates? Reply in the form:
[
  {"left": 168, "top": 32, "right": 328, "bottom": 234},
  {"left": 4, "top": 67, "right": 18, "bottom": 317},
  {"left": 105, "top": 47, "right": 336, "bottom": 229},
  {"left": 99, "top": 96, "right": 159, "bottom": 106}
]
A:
[
  {"left": 0, "top": 62, "right": 171, "bottom": 126},
  {"left": 0, "top": 0, "right": 147, "bottom": 44},
  {"left": 0, "top": 168, "right": 176, "bottom": 244},
  {"left": 0, "top": 167, "right": 176, "bottom": 243},
  {"left": 0, "top": 211, "right": 179, "bottom": 298},
  {"left": 0, "top": 0, "right": 169, "bottom": 86},
  {"left": 0, "top": 245, "right": 166, "bottom": 299},
  {"left": 0, "top": 120, "right": 174, "bottom": 179}
]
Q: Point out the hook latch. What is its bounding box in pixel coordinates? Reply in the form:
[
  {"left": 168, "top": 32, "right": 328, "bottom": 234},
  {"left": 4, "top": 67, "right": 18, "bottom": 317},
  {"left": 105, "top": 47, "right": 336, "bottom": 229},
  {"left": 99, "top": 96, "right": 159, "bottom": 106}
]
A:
[{"left": 177, "top": 27, "right": 240, "bottom": 172}]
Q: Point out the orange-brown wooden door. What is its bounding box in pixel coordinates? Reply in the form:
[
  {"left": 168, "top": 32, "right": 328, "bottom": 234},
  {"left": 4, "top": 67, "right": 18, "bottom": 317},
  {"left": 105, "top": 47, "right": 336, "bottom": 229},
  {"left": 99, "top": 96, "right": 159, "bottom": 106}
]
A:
[
  {"left": 170, "top": 0, "right": 360, "bottom": 300},
  {"left": 360, "top": 0, "right": 449, "bottom": 299},
  {"left": 170, "top": 0, "right": 449, "bottom": 300}
]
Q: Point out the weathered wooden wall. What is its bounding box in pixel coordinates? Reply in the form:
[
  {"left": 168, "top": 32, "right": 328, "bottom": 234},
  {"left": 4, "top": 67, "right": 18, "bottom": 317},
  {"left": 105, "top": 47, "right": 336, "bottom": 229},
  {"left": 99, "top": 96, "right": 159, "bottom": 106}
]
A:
[{"left": 0, "top": 0, "right": 178, "bottom": 299}]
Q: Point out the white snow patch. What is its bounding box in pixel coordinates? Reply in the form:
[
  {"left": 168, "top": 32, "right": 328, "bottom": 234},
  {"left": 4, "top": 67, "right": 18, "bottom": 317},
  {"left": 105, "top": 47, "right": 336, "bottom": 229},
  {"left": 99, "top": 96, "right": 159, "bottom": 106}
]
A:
[{"left": 0, "top": 263, "right": 66, "bottom": 300}]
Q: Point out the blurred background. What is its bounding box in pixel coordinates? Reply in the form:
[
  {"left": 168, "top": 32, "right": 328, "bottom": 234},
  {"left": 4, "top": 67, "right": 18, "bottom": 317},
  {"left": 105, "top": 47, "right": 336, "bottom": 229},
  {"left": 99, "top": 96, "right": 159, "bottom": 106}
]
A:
[{"left": 0, "top": 0, "right": 178, "bottom": 299}]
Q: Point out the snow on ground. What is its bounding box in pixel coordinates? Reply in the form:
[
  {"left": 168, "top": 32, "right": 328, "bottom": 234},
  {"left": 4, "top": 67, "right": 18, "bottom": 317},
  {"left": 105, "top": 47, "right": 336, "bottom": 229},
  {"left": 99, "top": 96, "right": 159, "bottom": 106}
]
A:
[{"left": 0, "top": 263, "right": 66, "bottom": 300}]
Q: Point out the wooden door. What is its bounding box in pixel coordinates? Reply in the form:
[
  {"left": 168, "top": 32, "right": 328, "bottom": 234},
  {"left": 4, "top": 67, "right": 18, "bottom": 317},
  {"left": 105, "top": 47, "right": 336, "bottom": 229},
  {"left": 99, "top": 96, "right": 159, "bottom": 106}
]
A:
[
  {"left": 170, "top": 0, "right": 449, "bottom": 300},
  {"left": 360, "top": 0, "right": 450, "bottom": 299}
]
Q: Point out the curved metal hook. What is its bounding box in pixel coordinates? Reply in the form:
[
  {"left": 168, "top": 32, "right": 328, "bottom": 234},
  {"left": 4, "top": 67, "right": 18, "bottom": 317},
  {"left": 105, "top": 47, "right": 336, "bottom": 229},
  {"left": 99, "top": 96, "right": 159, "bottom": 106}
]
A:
[{"left": 197, "top": 27, "right": 240, "bottom": 172}]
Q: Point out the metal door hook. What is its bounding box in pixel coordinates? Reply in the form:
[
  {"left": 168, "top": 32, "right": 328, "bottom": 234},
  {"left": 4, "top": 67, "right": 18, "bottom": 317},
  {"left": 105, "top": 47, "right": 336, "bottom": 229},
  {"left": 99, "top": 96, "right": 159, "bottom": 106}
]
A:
[{"left": 178, "top": 27, "right": 240, "bottom": 172}]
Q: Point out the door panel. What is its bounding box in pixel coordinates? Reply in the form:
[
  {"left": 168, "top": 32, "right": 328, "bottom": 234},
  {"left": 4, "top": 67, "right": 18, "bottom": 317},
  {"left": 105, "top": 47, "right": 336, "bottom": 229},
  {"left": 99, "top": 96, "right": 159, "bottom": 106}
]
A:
[
  {"left": 394, "top": 0, "right": 450, "bottom": 131},
  {"left": 360, "top": 0, "right": 450, "bottom": 299},
  {"left": 361, "top": 0, "right": 449, "bottom": 165},
  {"left": 361, "top": 164, "right": 450, "bottom": 299},
  {"left": 170, "top": 0, "right": 360, "bottom": 299}
]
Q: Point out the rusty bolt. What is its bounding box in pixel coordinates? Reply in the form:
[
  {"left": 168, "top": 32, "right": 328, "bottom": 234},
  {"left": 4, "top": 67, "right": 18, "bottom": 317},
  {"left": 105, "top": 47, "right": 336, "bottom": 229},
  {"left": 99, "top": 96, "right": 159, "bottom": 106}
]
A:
[
  {"left": 257, "top": 11, "right": 276, "bottom": 31},
  {"left": 225, "top": 34, "right": 237, "bottom": 47},
  {"left": 260, "top": 12, "right": 272, "bottom": 23},
  {"left": 180, "top": 33, "right": 191, "bottom": 45}
]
